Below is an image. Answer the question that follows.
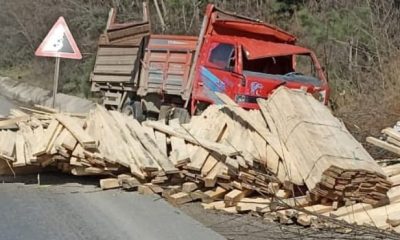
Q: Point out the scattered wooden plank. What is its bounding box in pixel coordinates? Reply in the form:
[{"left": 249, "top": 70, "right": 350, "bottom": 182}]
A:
[
  {"left": 110, "top": 111, "right": 160, "bottom": 172},
  {"left": 127, "top": 118, "right": 178, "bottom": 174},
  {"left": 182, "top": 182, "right": 198, "bottom": 193},
  {"left": 388, "top": 186, "right": 400, "bottom": 203},
  {"left": 203, "top": 187, "right": 228, "bottom": 203},
  {"left": 144, "top": 120, "right": 240, "bottom": 157},
  {"left": 13, "top": 132, "right": 26, "bottom": 167},
  {"left": 201, "top": 201, "right": 226, "bottom": 210},
  {"left": 201, "top": 155, "right": 218, "bottom": 177},
  {"left": 0, "top": 116, "right": 30, "bottom": 128},
  {"left": 61, "top": 130, "right": 78, "bottom": 151},
  {"left": 338, "top": 202, "right": 400, "bottom": 229},
  {"left": 224, "top": 189, "right": 248, "bottom": 207},
  {"left": 100, "top": 178, "right": 121, "bottom": 190},
  {"left": 46, "top": 123, "right": 63, "bottom": 154},
  {"left": 33, "top": 119, "right": 59, "bottom": 156},
  {"left": 204, "top": 162, "right": 227, "bottom": 187},
  {"left": 367, "top": 137, "right": 400, "bottom": 155},
  {"left": 187, "top": 118, "right": 227, "bottom": 171},
  {"left": 154, "top": 130, "right": 167, "bottom": 156},
  {"left": 168, "top": 192, "right": 193, "bottom": 205},
  {"left": 382, "top": 128, "right": 400, "bottom": 143},
  {"left": 304, "top": 204, "right": 333, "bottom": 214},
  {"left": 169, "top": 119, "right": 190, "bottom": 166},
  {"left": 138, "top": 185, "right": 155, "bottom": 195},
  {"left": 391, "top": 174, "right": 400, "bottom": 187},
  {"left": 55, "top": 114, "right": 96, "bottom": 149}
]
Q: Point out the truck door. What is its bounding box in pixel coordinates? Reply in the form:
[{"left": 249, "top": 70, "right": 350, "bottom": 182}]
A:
[{"left": 200, "top": 42, "right": 241, "bottom": 99}]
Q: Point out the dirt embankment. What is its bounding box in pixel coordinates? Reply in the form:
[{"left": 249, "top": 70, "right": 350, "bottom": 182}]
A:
[{"left": 0, "top": 76, "right": 94, "bottom": 113}]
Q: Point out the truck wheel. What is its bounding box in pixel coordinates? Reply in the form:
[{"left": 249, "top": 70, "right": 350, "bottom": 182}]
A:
[
  {"left": 158, "top": 105, "right": 172, "bottom": 122},
  {"left": 173, "top": 107, "right": 190, "bottom": 124},
  {"left": 122, "top": 105, "right": 134, "bottom": 116},
  {"left": 132, "top": 101, "right": 145, "bottom": 122},
  {"left": 194, "top": 102, "right": 209, "bottom": 115},
  {"left": 121, "top": 97, "right": 133, "bottom": 115}
]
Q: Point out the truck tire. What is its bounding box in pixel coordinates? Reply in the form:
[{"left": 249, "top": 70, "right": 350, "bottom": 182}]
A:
[
  {"left": 122, "top": 105, "right": 134, "bottom": 116},
  {"left": 158, "top": 105, "right": 172, "bottom": 122},
  {"left": 121, "top": 97, "right": 133, "bottom": 115},
  {"left": 172, "top": 107, "right": 190, "bottom": 124},
  {"left": 132, "top": 101, "right": 145, "bottom": 122}
]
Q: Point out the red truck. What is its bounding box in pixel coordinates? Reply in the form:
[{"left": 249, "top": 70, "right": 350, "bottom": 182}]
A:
[{"left": 90, "top": 4, "right": 329, "bottom": 121}]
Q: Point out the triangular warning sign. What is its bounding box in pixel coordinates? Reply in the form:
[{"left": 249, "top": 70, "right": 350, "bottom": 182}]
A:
[{"left": 35, "top": 17, "right": 82, "bottom": 59}]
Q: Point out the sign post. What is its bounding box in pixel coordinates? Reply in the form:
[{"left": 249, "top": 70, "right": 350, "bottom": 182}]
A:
[
  {"left": 52, "top": 57, "right": 61, "bottom": 108},
  {"left": 35, "top": 17, "right": 82, "bottom": 108}
]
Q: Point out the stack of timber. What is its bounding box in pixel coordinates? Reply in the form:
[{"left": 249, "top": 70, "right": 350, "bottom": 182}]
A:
[
  {"left": 0, "top": 87, "right": 397, "bottom": 235},
  {"left": 367, "top": 125, "right": 400, "bottom": 157},
  {"left": 255, "top": 87, "right": 391, "bottom": 205}
]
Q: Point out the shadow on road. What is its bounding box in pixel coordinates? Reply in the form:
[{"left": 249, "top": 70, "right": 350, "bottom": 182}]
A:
[{"left": 0, "top": 172, "right": 102, "bottom": 187}]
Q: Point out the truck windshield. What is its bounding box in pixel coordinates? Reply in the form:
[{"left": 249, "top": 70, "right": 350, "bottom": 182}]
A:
[{"left": 242, "top": 53, "right": 321, "bottom": 86}]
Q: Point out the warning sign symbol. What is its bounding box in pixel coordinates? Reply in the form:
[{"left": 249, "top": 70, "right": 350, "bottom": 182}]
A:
[{"left": 35, "top": 17, "right": 82, "bottom": 59}]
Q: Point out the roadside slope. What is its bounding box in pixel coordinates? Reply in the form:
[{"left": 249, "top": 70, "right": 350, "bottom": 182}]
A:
[{"left": 0, "top": 76, "right": 94, "bottom": 113}]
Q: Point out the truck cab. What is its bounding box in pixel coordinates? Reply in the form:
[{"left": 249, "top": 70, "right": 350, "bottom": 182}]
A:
[{"left": 190, "top": 5, "right": 329, "bottom": 113}]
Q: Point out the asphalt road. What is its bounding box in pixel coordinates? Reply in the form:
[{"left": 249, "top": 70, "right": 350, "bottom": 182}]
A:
[
  {"left": 0, "top": 94, "right": 14, "bottom": 117},
  {"left": 0, "top": 93, "right": 225, "bottom": 240},
  {"left": 0, "top": 175, "right": 225, "bottom": 240}
]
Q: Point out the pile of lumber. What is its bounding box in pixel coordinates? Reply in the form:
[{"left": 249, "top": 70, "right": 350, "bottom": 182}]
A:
[
  {"left": 0, "top": 87, "right": 396, "bottom": 234},
  {"left": 0, "top": 104, "right": 271, "bottom": 187},
  {"left": 257, "top": 88, "right": 391, "bottom": 205},
  {"left": 367, "top": 125, "right": 400, "bottom": 157}
]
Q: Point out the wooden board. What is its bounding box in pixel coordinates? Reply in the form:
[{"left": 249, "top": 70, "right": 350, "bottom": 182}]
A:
[
  {"left": 169, "top": 119, "right": 190, "bottom": 166},
  {"left": 144, "top": 120, "right": 239, "bottom": 157},
  {"left": 13, "top": 132, "right": 26, "bottom": 167},
  {"left": 154, "top": 131, "right": 167, "bottom": 156},
  {"left": 367, "top": 137, "right": 400, "bottom": 155},
  {"left": 187, "top": 118, "right": 227, "bottom": 171},
  {"left": 56, "top": 114, "right": 96, "bottom": 149},
  {"left": 33, "top": 119, "right": 59, "bottom": 156},
  {"left": 127, "top": 118, "right": 178, "bottom": 174}
]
